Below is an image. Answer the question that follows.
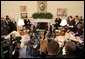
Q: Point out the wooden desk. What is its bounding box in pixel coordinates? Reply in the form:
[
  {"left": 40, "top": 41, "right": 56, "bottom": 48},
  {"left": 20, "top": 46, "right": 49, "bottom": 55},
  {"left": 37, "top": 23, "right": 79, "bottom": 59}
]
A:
[{"left": 55, "top": 30, "right": 65, "bottom": 36}]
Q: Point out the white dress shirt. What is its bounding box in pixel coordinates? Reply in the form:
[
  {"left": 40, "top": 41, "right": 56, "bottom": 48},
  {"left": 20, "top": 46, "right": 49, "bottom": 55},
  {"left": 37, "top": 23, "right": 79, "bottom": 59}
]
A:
[
  {"left": 20, "top": 34, "right": 30, "bottom": 48},
  {"left": 19, "top": 34, "right": 30, "bottom": 58}
]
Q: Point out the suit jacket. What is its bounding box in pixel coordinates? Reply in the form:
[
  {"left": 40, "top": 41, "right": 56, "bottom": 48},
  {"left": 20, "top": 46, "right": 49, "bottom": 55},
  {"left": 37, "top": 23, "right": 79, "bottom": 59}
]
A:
[
  {"left": 55, "top": 18, "right": 61, "bottom": 25},
  {"left": 24, "top": 19, "right": 28, "bottom": 25},
  {"left": 67, "top": 19, "right": 76, "bottom": 26}
]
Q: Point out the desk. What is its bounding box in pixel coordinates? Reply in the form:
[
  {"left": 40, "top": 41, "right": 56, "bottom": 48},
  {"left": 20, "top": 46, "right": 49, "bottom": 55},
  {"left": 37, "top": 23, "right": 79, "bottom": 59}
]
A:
[
  {"left": 55, "top": 29, "right": 65, "bottom": 36},
  {"left": 56, "top": 31, "right": 65, "bottom": 36}
]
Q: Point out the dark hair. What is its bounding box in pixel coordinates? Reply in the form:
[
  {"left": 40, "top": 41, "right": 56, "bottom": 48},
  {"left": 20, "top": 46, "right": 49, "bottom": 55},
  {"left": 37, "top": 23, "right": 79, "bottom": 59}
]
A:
[
  {"left": 6, "top": 15, "right": 9, "bottom": 17},
  {"left": 47, "top": 40, "right": 59, "bottom": 54},
  {"left": 65, "top": 41, "right": 77, "bottom": 55},
  {"left": 69, "top": 16, "right": 73, "bottom": 18},
  {"left": 75, "top": 15, "right": 79, "bottom": 17},
  {"left": 6, "top": 15, "right": 10, "bottom": 20},
  {"left": 76, "top": 22, "right": 83, "bottom": 29}
]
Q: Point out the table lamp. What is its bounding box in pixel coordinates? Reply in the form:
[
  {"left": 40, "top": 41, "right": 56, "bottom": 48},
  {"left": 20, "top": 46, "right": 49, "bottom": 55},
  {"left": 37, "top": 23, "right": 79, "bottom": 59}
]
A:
[
  {"left": 17, "top": 19, "right": 25, "bottom": 30},
  {"left": 60, "top": 18, "right": 67, "bottom": 26}
]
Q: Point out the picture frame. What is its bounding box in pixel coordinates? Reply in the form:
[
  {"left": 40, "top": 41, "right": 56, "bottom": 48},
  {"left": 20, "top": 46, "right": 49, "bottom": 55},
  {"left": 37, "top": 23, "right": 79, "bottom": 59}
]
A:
[
  {"left": 20, "top": 6, "right": 27, "bottom": 12},
  {"left": 21, "top": 13, "right": 28, "bottom": 19},
  {"left": 57, "top": 8, "right": 67, "bottom": 16},
  {"left": 37, "top": 1, "right": 47, "bottom": 13}
]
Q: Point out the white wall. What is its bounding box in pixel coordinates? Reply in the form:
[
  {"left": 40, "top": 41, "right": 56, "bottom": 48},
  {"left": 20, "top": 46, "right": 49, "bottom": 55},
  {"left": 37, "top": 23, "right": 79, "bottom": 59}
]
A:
[
  {"left": 1, "top": 1, "right": 37, "bottom": 21},
  {"left": 1, "top": 1, "right": 84, "bottom": 23},
  {"left": 47, "top": 1, "right": 84, "bottom": 21}
]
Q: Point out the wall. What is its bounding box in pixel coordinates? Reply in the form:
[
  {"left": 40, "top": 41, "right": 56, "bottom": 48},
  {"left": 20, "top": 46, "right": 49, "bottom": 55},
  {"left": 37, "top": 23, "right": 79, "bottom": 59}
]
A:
[
  {"left": 1, "top": 1, "right": 37, "bottom": 21},
  {"left": 1, "top": 1, "right": 84, "bottom": 24},
  {"left": 47, "top": 1, "right": 84, "bottom": 23}
]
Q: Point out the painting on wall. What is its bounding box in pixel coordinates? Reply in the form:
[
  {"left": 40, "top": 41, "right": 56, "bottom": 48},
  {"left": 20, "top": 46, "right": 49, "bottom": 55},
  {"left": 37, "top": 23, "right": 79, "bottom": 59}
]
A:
[
  {"left": 21, "top": 13, "right": 27, "bottom": 19},
  {"left": 37, "top": 1, "right": 47, "bottom": 13},
  {"left": 57, "top": 9, "right": 67, "bottom": 16},
  {"left": 20, "top": 6, "right": 27, "bottom": 12}
]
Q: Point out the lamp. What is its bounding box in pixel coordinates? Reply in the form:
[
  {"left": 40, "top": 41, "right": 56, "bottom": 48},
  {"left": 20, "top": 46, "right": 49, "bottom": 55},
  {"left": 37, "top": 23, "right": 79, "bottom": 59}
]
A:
[
  {"left": 17, "top": 19, "right": 25, "bottom": 30},
  {"left": 60, "top": 18, "right": 67, "bottom": 26}
]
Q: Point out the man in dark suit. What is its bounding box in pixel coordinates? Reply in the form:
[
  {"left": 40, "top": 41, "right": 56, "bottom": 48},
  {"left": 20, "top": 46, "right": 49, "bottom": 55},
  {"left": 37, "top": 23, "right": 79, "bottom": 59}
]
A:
[
  {"left": 54, "top": 16, "right": 61, "bottom": 29},
  {"left": 73, "top": 22, "right": 83, "bottom": 36},
  {"left": 43, "top": 23, "right": 53, "bottom": 40},
  {"left": 24, "top": 18, "right": 31, "bottom": 29},
  {"left": 24, "top": 19, "right": 28, "bottom": 26},
  {"left": 67, "top": 16, "right": 76, "bottom": 27}
]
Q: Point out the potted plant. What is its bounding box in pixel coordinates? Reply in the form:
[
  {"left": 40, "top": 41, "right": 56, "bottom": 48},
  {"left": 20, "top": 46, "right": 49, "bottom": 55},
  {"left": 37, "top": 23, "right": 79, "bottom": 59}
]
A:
[{"left": 32, "top": 12, "right": 53, "bottom": 19}]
